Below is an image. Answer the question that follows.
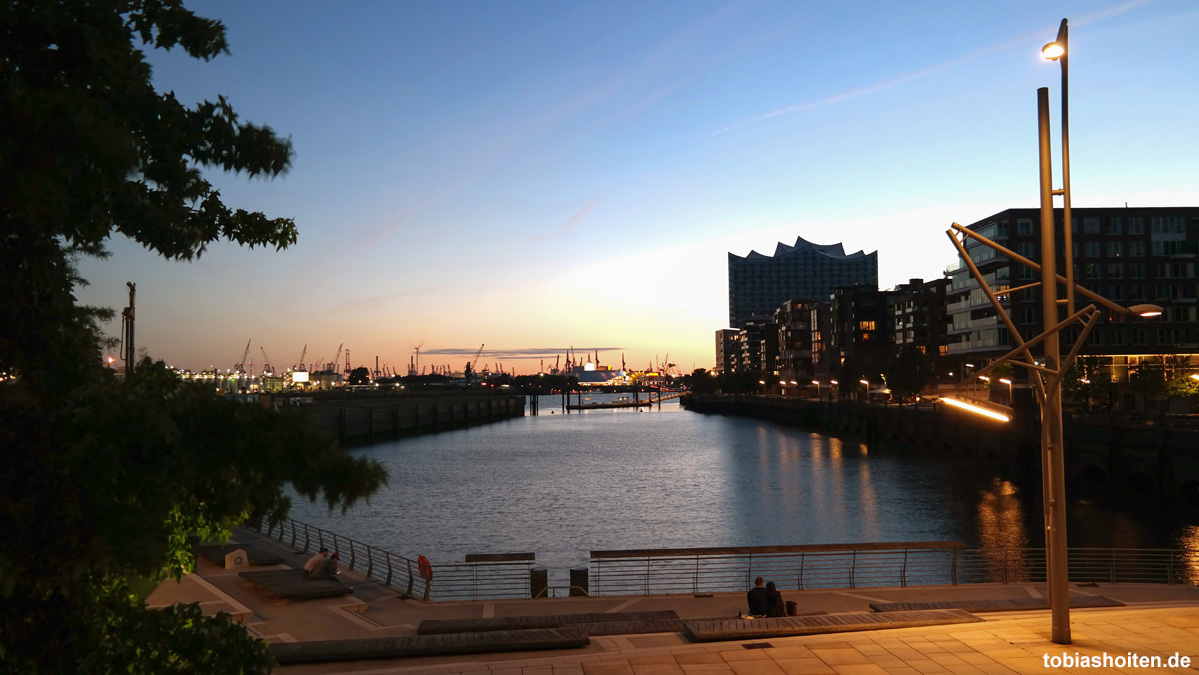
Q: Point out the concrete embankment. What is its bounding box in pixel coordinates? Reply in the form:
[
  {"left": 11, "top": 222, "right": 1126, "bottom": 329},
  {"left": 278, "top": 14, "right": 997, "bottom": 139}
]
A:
[
  {"left": 274, "top": 391, "right": 526, "bottom": 445},
  {"left": 682, "top": 394, "right": 1199, "bottom": 508}
]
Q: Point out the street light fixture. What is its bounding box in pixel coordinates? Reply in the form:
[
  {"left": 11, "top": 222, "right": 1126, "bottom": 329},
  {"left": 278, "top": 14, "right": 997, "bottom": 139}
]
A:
[
  {"left": 940, "top": 396, "right": 1012, "bottom": 423},
  {"left": 941, "top": 17, "right": 1166, "bottom": 646},
  {"left": 1042, "top": 18, "right": 1074, "bottom": 317}
]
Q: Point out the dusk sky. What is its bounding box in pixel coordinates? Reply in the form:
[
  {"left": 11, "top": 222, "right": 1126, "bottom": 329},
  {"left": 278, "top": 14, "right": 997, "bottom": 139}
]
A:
[{"left": 76, "top": 0, "right": 1199, "bottom": 376}]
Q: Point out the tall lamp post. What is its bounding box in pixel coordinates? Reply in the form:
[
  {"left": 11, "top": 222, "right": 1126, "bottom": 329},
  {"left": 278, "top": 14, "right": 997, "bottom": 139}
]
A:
[
  {"left": 942, "top": 17, "right": 1160, "bottom": 646},
  {"left": 1042, "top": 19, "right": 1073, "bottom": 316},
  {"left": 1039, "top": 18, "right": 1072, "bottom": 645}
]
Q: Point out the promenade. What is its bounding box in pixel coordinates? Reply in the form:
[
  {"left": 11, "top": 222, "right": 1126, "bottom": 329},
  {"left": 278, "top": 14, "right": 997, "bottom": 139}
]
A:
[{"left": 149, "top": 527, "right": 1199, "bottom": 674}]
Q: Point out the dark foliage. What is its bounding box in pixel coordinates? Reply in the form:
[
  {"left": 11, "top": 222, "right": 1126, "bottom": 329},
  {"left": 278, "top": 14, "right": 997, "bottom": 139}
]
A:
[{"left": 1, "top": 1, "right": 386, "bottom": 671}]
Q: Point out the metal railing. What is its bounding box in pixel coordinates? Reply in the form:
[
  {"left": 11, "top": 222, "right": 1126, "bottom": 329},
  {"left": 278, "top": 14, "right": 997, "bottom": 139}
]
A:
[
  {"left": 243, "top": 520, "right": 1198, "bottom": 601},
  {"left": 587, "top": 543, "right": 1198, "bottom": 596},
  {"left": 245, "top": 516, "right": 535, "bottom": 601}
]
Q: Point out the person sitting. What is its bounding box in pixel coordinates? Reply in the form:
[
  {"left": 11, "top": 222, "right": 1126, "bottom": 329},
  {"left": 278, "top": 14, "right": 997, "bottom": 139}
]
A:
[
  {"left": 309, "top": 552, "right": 341, "bottom": 581},
  {"left": 765, "top": 581, "right": 786, "bottom": 618},
  {"left": 304, "top": 547, "right": 329, "bottom": 576},
  {"left": 746, "top": 576, "right": 770, "bottom": 617}
]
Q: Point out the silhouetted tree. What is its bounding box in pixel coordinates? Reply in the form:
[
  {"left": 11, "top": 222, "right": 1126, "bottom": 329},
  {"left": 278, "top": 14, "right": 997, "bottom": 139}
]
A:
[
  {"left": 349, "top": 366, "right": 371, "bottom": 385},
  {"left": 689, "top": 368, "right": 719, "bottom": 394},
  {"left": 885, "top": 345, "right": 935, "bottom": 402},
  {"left": 1, "top": 2, "right": 386, "bottom": 671}
]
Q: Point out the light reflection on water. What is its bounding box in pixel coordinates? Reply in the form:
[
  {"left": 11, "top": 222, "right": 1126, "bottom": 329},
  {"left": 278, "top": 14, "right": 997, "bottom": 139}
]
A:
[{"left": 286, "top": 394, "right": 1192, "bottom": 576}]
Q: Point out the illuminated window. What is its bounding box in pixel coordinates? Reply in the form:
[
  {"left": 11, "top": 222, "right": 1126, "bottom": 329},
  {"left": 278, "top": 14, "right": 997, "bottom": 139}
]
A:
[{"left": 858, "top": 320, "right": 875, "bottom": 330}]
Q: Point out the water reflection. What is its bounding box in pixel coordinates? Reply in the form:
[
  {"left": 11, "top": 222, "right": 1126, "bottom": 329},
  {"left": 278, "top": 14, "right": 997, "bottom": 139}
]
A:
[
  {"left": 283, "top": 395, "right": 1195, "bottom": 580},
  {"left": 1175, "top": 525, "right": 1199, "bottom": 585},
  {"left": 975, "top": 478, "right": 1030, "bottom": 582}
]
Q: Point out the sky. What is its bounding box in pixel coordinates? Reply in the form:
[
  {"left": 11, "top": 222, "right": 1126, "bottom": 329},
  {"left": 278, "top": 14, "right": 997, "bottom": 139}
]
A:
[{"left": 76, "top": 0, "right": 1199, "bottom": 376}]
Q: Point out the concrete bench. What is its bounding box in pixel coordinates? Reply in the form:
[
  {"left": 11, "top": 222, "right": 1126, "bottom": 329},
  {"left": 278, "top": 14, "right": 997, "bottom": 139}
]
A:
[
  {"left": 238, "top": 569, "right": 352, "bottom": 600},
  {"left": 869, "top": 595, "right": 1124, "bottom": 613},
  {"left": 195, "top": 543, "right": 284, "bottom": 567},
  {"left": 270, "top": 626, "right": 590, "bottom": 665},
  {"left": 417, "top": 610, "right": 679, "bottom": 634},
  {"left": 684, "top": 609, "right": 983, "bottom": 642}
]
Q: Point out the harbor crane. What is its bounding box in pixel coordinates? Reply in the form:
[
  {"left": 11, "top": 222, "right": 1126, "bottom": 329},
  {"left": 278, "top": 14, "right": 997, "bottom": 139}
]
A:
[
  {"left": 236, "top": 338, "right": 251, "bottom": 375},
  {"left": 260, "top": 347, "right": 273, "bottom": 376},
  {"left": 331, "top": 343, "right": 344, "bottom": 373},
  {"left": 471, "top": 344, "right": 484, "bottom": 371},
  {"left": 296, "top": 344, "right": 307, "bottom": 371}
]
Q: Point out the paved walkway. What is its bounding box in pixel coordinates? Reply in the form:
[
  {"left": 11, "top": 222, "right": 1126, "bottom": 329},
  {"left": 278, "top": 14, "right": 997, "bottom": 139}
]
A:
[{"left": 147, "top": 528, "right": 1199, "bottom": 674}]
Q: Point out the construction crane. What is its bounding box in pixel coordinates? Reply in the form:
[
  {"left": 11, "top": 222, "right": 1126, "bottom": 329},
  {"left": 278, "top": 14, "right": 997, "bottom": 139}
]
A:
[
  {"left": 236, "top": 338, "right": 251, "bottom": 375},
  {"left": 471, "top": 344, "right": 485, "bottom": 372},
  {"left": 331, "top": 343, "right": 343, "bottom": 373},
  {"left": 260, "top": 347, "right": 273, "bottom": 376},
  {"left": 296, "top": 344, "right": 307, "bottom": 371}
]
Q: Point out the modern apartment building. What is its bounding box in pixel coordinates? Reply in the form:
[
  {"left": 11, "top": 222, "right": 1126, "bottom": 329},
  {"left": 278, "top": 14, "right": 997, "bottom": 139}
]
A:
[
  {"left": 946, "top": 207, "right": 1199, "bottom": 379},
  {"left": 826, "top": 285, "right": 890, "bottom": 383},
  {"left": 728, "top": 236, "right": 877, "bottom": 328},
  {"left": 737, "top": 320, "right": 778, "bottom": 374},
  {"left": 890, "top": 277, "right": 951, "bottom": 376},
  {"left": 714, "top": 329, "right": 739, "bottom": 375},
  {"left": 774, "top": 299, "right": 813, "bottom": 384}
]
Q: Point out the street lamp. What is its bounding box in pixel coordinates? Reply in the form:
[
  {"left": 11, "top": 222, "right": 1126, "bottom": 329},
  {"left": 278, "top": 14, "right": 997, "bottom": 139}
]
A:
[
  {"left": 999, "top": 378, "right": 1013, "bottom": 404},
  {"left": 812, "top": 380, "right": 820, "bottom": 400},
  {"left": 1042, "top": 18, "right": 1074, "bottom": 317},
  {"left": 938, "top": 17, "right": 1169, "bottom": 645}
]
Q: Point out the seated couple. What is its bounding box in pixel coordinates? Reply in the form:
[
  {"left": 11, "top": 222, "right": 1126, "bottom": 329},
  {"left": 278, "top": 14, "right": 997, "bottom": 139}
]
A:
[
  {"left": 303, "top": 547, "right": 342, "bottom": 580},
  {"left": 746, "top": 576, "right": 787, "bottom": 618}
]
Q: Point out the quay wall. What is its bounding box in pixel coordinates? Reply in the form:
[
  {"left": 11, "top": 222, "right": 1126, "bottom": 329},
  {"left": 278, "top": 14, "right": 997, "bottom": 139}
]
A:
[
  {"left": 276, "top": 392, "right": 526, "bottom": 445},
  {"left": 682, "top": 394, "right": 1199, "bottom": 508}
]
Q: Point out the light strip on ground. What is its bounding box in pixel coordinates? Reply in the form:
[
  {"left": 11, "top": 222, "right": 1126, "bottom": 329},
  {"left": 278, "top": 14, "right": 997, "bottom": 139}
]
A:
[{"left": 940, "top": 396, "right": 1011, "bottom": 422}]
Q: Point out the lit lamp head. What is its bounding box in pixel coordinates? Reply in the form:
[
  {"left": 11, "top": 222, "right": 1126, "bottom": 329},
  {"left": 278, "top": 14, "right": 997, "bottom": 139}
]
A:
[
  {"left": 1042, "top": 19, "right": 1068, "bottom": 61},
  {"left": 940, "top": 396, "right": 1013, "bottom": 423},
  {"left": 1127, "top": 303, "right": 1163, "bottom": 318},
  {"left": 1041, "top": 42, "right": 1065, "bottom": 60}
]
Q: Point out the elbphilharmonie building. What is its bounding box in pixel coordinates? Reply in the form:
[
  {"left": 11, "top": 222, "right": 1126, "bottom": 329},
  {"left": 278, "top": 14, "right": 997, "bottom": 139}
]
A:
[{"left": 728, "top": 236, "right": 877, "bottom": 327}]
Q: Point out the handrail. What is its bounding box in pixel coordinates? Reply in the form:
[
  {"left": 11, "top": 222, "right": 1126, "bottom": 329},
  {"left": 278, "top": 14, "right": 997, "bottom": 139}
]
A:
[
  {"left": 588, "top": 546, "right": 1198, "bottom": 596},
  {"left": 243, "top": 517, "right": 1197, "bottom": 601},
  {"left": 244, "top": 515, "right": 535, "bottom": 601}
]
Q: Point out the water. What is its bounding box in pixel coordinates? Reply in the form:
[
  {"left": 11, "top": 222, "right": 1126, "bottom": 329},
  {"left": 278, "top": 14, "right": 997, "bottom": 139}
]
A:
[{"left": 287, "top": 394, "right": 1199, "bottom": 574}]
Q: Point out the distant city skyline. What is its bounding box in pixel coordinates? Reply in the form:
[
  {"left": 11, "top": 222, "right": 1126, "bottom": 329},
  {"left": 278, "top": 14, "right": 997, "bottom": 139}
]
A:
[{"left": 75, "top": 0, "right": 1199, "bottom": 374}]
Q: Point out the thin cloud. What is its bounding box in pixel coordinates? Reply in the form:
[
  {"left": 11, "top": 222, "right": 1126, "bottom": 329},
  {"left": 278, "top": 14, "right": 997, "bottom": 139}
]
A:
[{"left": 706, "top": 0, "right": 1158, "bottom": 139}]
